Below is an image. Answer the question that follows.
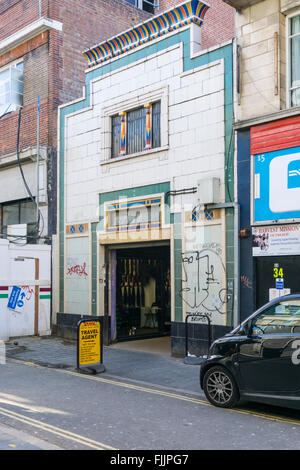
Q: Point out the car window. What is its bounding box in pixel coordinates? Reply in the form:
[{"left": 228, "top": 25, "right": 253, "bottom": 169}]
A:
[{"left": 252, "top": 300, "right": 300, "bottom": 335}]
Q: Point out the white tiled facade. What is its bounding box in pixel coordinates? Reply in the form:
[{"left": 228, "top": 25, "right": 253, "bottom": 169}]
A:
[
  {"left": 58, "top": 19, "right": 234, "bottom": 353},
  {"left": 64, "top": 39, "right": 226, "bottom": 227}
]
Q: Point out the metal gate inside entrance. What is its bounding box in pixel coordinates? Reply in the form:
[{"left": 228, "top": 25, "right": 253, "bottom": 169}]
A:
[
  {"left": 110, "top": 245, "right": 170, "bottom": 341},
  {"left": 256, "top": 256, "right": 300, "bottom": 308}
]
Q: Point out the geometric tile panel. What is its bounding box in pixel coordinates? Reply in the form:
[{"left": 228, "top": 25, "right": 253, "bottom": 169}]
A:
[{"left": 66, "top": 223, "right": 89, "bottom": 234}]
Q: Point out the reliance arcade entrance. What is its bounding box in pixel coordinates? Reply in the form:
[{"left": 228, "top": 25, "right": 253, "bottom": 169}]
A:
[{"left": 109, "top": 244, "right": 170, "bottom": 342}]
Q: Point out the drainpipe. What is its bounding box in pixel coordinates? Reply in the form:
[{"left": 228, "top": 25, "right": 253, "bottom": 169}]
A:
[
  {"left": 205, "top": 202, "right": 240, "bottom": 327},
  {"left": 36, "top": 96, "right": 40, "bottom": 237}
]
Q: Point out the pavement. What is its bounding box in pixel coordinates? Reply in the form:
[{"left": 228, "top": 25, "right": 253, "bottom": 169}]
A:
[
  {"left": 4, "top": 335, "right": 203, "bottom": 396},
  {"left": 0, "top": 422, "right": 61, "bottom": 450}
]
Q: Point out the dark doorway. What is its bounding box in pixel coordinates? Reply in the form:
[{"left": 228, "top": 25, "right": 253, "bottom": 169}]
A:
[
  {"left": 114, "top": 245, "right": 170, "bottom": 341},
  {"left": 256, "top": 256, "right": 300, "bottom": 308}
]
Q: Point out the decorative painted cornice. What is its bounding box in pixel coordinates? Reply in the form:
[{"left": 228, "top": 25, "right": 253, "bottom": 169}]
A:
[{"left": 83, "top": 0, "right": 210, "bottom": 68}]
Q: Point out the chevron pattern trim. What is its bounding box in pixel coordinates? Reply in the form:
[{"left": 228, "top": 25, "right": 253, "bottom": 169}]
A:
[{"left": 83, "top": 0, "right": 209, "bottom": 68}]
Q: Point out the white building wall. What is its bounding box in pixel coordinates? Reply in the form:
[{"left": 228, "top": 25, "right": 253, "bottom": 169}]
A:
[
  {"left": 65, "top": 236, "right": 90, "bottom": 315},
  {"left": 64, "top": 41, "right": 226, "bottom": 224},
  {"left": 0, "top": 239, "right": 51, "bottom": 340}
]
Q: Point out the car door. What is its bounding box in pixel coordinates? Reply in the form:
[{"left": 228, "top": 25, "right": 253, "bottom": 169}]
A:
[{"left": 238, "top": 299, "right": 300, "bottom": 394}]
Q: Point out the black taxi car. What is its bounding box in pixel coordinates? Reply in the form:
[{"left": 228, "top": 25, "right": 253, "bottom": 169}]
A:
[{"left": 200, "top": 294, "right": 300, "bottom": 409}]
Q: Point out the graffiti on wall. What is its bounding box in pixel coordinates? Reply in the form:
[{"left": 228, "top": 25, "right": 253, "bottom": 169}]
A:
[
  {"left": 180, "top": 243, "right": 232, "bottom": 324},
  {"left": 21, "top": 286, "right": 34, "bottom": 301},
  {"left": 66, "top": 262, "right": 88, "bottom": 278},
  {"left": 240, "top": 274, "right": 252, "bottom": 289}
]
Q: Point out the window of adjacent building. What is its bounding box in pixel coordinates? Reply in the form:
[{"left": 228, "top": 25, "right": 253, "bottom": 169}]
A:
[
  {"left": 0, "top": 60, "right": 23, "bottom": 117},
  {"left": 111, "top": 101, "right": 161, "bottom": 158},
  {"left": 1, "top": 199, "right": 37, "bottom": 243},
  {"left": 288, "top": 14, "right": 300, "bottom": 107},
  {"left": 123, "top": 0, "right": 157, "bottom": 13}
]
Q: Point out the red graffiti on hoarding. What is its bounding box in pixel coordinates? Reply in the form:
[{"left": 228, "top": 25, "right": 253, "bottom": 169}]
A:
[
  {"left": 67, "top": 262, "right": 88, "bottom": 278},
  {"left": 21, "top": 286, "right": 34, "bottom": 301}
]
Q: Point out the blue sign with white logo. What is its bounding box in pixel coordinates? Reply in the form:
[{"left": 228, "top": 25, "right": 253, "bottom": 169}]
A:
[
  {"left": 254, "top": 146, "right": 300, "bottom": 222},
  {"left": 7, "top": 286, "right": 27, "bottom": 312},
  {"left": 276, "top": 278, "right": 284, "bottom": 290},
  {"left": 287, "top": 159, "right": 300, "bottom": 189},
  {"left": 7, "top": 286, "right": 22, "bottom": 310}
]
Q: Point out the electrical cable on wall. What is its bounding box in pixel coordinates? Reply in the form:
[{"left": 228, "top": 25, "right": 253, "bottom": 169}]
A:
[
  {"left": 13, "top": 106, "right": 45, "bottom": 243},
  {"left": 164, "top": 187, "right": 197, "bottom": 204},
  {"left": 0, "top": 232, "right": 49, "bottom": 241},
  {"left": 0, "top": 106, "right": 27, "bottom": 245}
]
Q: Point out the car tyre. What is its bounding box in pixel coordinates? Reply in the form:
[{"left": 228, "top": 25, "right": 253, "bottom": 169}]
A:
[{"left": 203, "top": 366, "right": 239, "bottom": 408}]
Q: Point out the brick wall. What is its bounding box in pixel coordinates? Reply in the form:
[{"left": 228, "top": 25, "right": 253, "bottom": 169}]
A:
[
  {"left": 23, "top": 43, "right": 49, "bottom": 107},
  {"left": 0, "top": 41, "right": 49, "bottom": 157},
  {"left": 0, "top": 31, "right": 48, "bottom": 68},
  {"left": 0, "top": 0, "right": 19, "bottom": 15},
  {"left": 0, "top": 101, "right": 48, "bottom": 155},
  {"left": 158, "top": 0, "right": 234, "bottom": 50},
  {"left": 0, "top": 0, "right": 40, "bottom": 41}
]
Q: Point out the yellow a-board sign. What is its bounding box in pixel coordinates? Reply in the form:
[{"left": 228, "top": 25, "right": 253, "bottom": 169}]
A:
[{"left": 77, "top": 319, "right": 104, "bottom": 373}]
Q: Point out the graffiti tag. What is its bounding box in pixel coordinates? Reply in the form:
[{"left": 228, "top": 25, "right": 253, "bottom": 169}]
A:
[
  {"left": 180, "top": 248, "right": 233, "bottom": 320},
  {"left": 241, "top": 275, "right": 252, "bottom": 289},
  {"left": 67, "top": 262, "right": 88, "bottom": 278},
  {"left": 21, "top": 286, "right": 34, "bottom": 301}
]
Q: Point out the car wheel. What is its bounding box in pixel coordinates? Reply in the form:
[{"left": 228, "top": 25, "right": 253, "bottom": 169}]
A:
[{"left": 203, "top": 366, "right": 239, "bottom": 408}]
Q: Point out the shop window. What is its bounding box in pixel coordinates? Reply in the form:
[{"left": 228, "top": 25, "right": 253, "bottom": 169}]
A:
[
  {"left": 1, "top": 199, "right": 37, "bottom": 244},
  {"left": 288, "top": 14, "right": 300, "bottom": 107},
  {"left": 111, "top": 101, "right": 161, "bottom": 158},
  {"left": 122, "top": 0, "right": 157, "bottom": 13},
  {"left": 0, "top": 60, "right": 23, "bottom": 117}
]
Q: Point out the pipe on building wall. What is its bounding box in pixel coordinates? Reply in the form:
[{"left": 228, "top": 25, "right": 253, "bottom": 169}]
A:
[
  {"left": 164, "top": 187, "right": 197, "bottom": 204},
  {"left": 36, "top": 96, "right": 40, "bottom": 230}
]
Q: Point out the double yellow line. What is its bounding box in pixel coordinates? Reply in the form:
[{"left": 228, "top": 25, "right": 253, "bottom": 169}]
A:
[
  {"left": 7, "top": 359, "right": 300, "bottom": 434},
  {"left": 0, "top": 404, "right": 116, "bottom": 450},
  {"left": 63, "top": 369, "right": 300, "bottom": 427}
]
